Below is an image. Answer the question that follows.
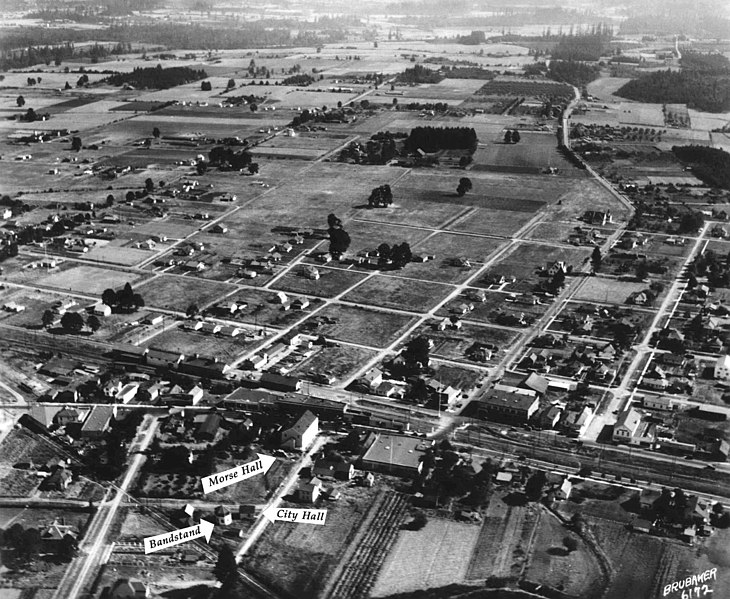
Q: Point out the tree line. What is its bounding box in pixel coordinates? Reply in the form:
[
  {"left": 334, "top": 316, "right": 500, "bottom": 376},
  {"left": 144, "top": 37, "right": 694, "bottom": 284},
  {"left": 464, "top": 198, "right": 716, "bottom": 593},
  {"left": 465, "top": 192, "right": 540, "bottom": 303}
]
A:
[
  {"left": 617, "top": 69, "right": 730, "bottom": 113},
  {"left": 405, "top": 126, "right": 478, "bottom": 153},
  {"left": 550, "top": 29, "right": 613, "bottom": 62},
  {"left": 672, "top": 145, "right": 730, "bottom": 190},
  {"left": 103, "top": 65, "right": 208, "bottom": 90},
  {"left": 0, "top": 42, "right": 131, "bottom": 70},
  {"left": 548, "top": 60, "right": 601, "bottom": 87}
]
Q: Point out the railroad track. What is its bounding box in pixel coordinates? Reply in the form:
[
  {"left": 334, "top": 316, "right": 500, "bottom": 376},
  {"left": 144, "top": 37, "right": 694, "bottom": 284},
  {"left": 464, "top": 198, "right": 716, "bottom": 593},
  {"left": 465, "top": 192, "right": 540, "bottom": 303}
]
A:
[{"left": 326, "top": 491, "right": 409, "bottom": 599}]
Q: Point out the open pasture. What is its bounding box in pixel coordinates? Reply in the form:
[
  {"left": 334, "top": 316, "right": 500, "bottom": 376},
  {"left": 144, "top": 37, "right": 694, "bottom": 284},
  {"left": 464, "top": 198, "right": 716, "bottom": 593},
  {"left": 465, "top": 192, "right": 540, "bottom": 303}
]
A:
[
  {"left": 618, "top": 102, "right": 665, "bottom": 127},
  {"left": 371, "top": 518, "right": 481, "bottom": 597},
  {"left": 134, "top": 274, "right": 236, "bottom": 312},
  {"left": 351, "top": 199, "right": 469, "bottom": 230},
  {"left": 342, "top": 274, "right": 455, "bottom": 313},
  {"left": 547, "top": 178, "right": 632, "bottom": 223},
  {"left": 473, "top": 131, "right": 576, "bottom": 173},
  {"left": 448, "top": 206, "right": 538, "bottom": 238},
  {"left": 301, "top": 303, "right": 417, "bottom": 348}
]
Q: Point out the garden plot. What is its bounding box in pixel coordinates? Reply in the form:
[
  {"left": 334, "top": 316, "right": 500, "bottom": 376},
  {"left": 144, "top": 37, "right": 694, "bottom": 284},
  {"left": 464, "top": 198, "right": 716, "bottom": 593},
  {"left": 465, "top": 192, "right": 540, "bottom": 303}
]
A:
[
  {"left": 291, "top": 345, "right": 379, "bottom": 382},
  {"left": 270, "top": 267, "right": 369, "bottom": 299},
  {"left": 142, "top": 327, "right": 258, "bottom": 361},
  {"left": 371, "top": 519, "right": 481, "bottom": 597}
]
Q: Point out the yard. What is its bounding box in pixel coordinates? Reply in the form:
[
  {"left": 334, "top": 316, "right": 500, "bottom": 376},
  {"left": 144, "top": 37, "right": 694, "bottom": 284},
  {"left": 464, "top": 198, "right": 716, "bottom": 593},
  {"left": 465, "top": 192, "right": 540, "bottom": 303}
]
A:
[
  {"left": 290, "top": 345, "right": 379, "bottom": 382},
  {"left": 371, "top": 518, "right": 481, "bottom": 597},
  {"left": 270, "top": 266, "right": 369, "bottom": 299},
  {"left": 37, "top": 265, "right": 143, "bottom": 296}
]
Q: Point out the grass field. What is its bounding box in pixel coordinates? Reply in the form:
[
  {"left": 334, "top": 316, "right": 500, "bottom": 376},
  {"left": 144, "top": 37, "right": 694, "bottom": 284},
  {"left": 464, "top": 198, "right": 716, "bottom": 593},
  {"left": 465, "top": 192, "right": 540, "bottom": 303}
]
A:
[
  {"left": 412, "top": 232, "right": 505, "bottom": 264},
  {"left": 525, "top": 509, "right": 605, "bottom": 598},
  {"left": 572, "top": 276, "right": 663, "bottom": 305},
  {"left": 38, "top": 265, "right": 142, "bottom": 295},
  {"left": 142, "top": 326, "right": 257, "bottom": 361},
  {"left": 371, "top": 518, "right": 481, "bottom": 597},
  {"left": 473, "top": 132, "right": 575, "bottom": 173},
  {"left": 302, "top": 303, "right": 417, "bottom": 348},
  {"left": 135, "top": 275, "right": 236, "bottom": 311},
  {"left": 343, "top": 275, "right": 455, "bottom": 313},
  {"left": 448, "top": 207, "right": 538, "bottom": 238}
]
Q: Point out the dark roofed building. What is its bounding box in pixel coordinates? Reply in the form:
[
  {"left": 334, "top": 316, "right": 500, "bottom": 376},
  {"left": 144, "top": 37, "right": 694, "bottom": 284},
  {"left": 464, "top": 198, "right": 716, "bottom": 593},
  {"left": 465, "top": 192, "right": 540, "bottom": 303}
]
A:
[
  {"left": 479, "top": 390, "right": 539, "bottom": 423},
  {"left": 80, "top": 405, "right": 114, "bottom": 439},
  {"left": 360, "top": 433, "right": 434, "bottom": 477},
  {"left": 197, "top": 413, "right": 222, "bottom": 441},
  {"left": 261, "top": 372, "right": 301, "bottom": 393}
]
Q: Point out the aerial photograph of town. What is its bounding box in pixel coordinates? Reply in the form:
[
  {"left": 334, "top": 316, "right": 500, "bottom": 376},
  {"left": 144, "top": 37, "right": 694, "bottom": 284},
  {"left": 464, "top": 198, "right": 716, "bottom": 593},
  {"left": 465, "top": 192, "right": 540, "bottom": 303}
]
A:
[{"left": 0, "top": 0, "right": 729, "bottom": 597}]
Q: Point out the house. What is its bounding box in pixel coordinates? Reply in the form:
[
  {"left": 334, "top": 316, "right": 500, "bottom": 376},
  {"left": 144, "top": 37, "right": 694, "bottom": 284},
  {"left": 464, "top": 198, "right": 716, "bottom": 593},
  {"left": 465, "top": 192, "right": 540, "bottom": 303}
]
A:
[
  {"left": 495, "top": 471, "right": 513, "bottom": 485},
  {"left": 93, "top": 303, "right": 112, "bottom": 317},
  {"left": 42, "top": 465, "right": 73, "bottom": 491},
  {"left": 521, "top": 372, "right": 549, "bottom": 397},
  {"left": 243, "top": 354, "right": 267, "bottom": 370},
  {"left": 116, "top": 383, "right": 139, "bottom": 404},
  {"left": 180, "top": 357, "right": 229, "bottom": 379},
  {"left": 546, "top": 260, "right": 567, "bottom": 276},
  {"left": 303, "top": 266, "right": 320, "bottom": 280},
  {"left": 643, "top": 395, "right": 673, "bottom": 411},
  {"left": 292, "top": 297, "right": 310, "bottom": 310},
  {"left": 561, "top": 406, "right": 594, "bottom": 437},
  {"left": 187, "top": 385, "right": 204, "bottom": 405},
  {"left": 631, "top": 518, "right": 654, "bottom": 533},
  {"left": 212, "top": 224, "right": 228, "bottom": 234},
  {"left": 200, "top": 321, "right": 221, "bottom": 335},
  {"left": 41, "top": 519, "right": 78, "bottom": 549},
  {"left": 479, "top": 390, "right": 539, "bottom": 424},
  {"left": 538, "top": 405, "right": 562, "bottom": 429},
  {"left": 214, "top": 505, "right": 232, "bottom": 525},
  {"left": 640, "top": 488, "right": 662, "bottom": 511},
  {"left": 714, "top": 355, "right": 730, "bottom": 380},
  {"left": 312, "top": 457, "right": 355, "bottom": 480},
  {"left": 109, "top": 578, "right": 150, "bottom": 599},
  {"left": 145, "top": 348, "right": 184, "bottom": 368},
  {"left": 281, "top": 411, "right": 318, "bottom": 451},
  {"left": 555, "top": 478, "right": 572, "bottom": 500},
  {"left": 584, "top": 210, "right": 613, "bottom": 225},
  {"left": 613, "top": 407, "right": 655, "bottom": 446},
  {"left": 362, "top": 368, "right": 383, "bottom": 389},
  {"left": 54, "top": 407, "right": 80, "bottom": 426},
  {"left": 197, "top": 413, "right": 221, "bottom": 441},
  {"left": 295, "top": 477, "right": 323, "bottom": 503}
]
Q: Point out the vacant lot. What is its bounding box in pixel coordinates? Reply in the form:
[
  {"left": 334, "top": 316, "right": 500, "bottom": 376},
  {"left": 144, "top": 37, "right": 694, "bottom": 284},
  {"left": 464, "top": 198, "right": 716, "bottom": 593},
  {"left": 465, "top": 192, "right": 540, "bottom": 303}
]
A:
[
  {"left": 38, "top": 265, "right": 142, "bottom": 295},
  {"left": 412, "top": 232, "right": 505, "bottom": 264},
  {"left": 343, "top": 275, "right": 454, "bottom": 313},
  {"left": 135, "top": 275, "right": 236, "bottom": 311},
  {"left": 424, "top": 321, "right": 521, "bottom": 363},
  {"left": 525, "top": 510, "right": 605, "bottom": 598},
  {"left": 448, "top": 207, "right": 538, "bottom": 237},
  {"left": 371, "top": 518, "right": 481, "bottom": 597},
  {"left": 270, "top": 267, "right": 369, "bottom": 299},
  {"left": 303, "top": 303, "right": 417, "bottom": 348},
  {"left": 143, "top": 326, "right": 258, "bottom": 361},
  {"left": 572, "top": 276, "right": 663, "bottom": 305},
  {"left": 291, "top": 345, "right": 378, "bottom": 382}
]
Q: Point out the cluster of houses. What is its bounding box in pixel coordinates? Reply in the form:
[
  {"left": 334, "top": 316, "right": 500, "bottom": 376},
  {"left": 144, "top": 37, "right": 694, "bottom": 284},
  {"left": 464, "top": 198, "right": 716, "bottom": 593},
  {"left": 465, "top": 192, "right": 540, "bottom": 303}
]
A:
[
  {"left": 632, "top": 487, "right": 718, "bottom": 543},
  {"left": 520, "top": 339, "right": 620, "bottom": 384}
]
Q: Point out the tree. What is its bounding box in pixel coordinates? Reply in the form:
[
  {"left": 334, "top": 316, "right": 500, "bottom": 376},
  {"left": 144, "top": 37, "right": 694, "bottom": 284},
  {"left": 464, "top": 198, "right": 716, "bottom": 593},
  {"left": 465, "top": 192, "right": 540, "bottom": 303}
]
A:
[
  {"left": 635, "top": 260, "right": 649, "bottom": 281},
  {"left": 201, "top": 80, "right": 212, "bottom": 91},
  {"left": 18, "top": 527, "right": 41, "bottom": 561},
  {"left": 378, "top": 243, "right": 391, "bottom": 261},
  {"left": 125, "top": 190, "right": 136, "bottom": 203},
  {"left": 248, "top": 162, "right": 259, "bottom": 175},
  {"left": 524, "top": 470, "right": 547, "bottom": 501},
  {"left": 404, "top": 335, "right": 430, "bottom": 369},
  {"left": 132, "top": 293, "right": 145, "bottom": 309},
  {"left": 59, "top": 533, "right": 78, "bottom": 560},
  {"left": 456, "top": 177, "right": 473, "bottom": 197},
  {"left": 101, "top": 288, "right": 117, "bottom": 307},
  {"left": 549, "top": 268, "right": 566, "bottom": 293},
  {"left": 145, "top": 177, "right": 154, "bottom": 192},
  {"left": 504, "top": 130, "right": 513, "bottom": 144},
  {"left": 16, "top": 95, "right": 25, "bottom": 107},
  {"left": 186, "top": 303, "right": 199, "bottom": 318},
  {"left": 42, "top": 309, "right": 55, "bottom": 328},
  {"left": 227, "top": 78, "right": 235, "bottom": 89},
  {"left": 563, "top": 535, "right": 578, "bottom": 553},
  {"left": 87, "top": 314, "right": 101, "bottom": 333},
  {"left": 60, "top": 312, "right": 84, "bottom": 333},
  {"left": 391, "top": 242, "right": 412, "bottom": 268},
  {"left": 71, "top": 136, "right": 82, "bottom": 152},
  {"left": 214, "top": 545, "right": 239, "bottom": 586},
  {"left": 511, "top": 129, "right": 521, "bottom": 143},
  {"left": 152, "top": 127, "right": 161, "bottom": 138},
  {"left": 105, "top": 194, "right": 115, "bottom": 207},
  {"left": 591, "top": 246, "right": 602, "bottom": 272}
]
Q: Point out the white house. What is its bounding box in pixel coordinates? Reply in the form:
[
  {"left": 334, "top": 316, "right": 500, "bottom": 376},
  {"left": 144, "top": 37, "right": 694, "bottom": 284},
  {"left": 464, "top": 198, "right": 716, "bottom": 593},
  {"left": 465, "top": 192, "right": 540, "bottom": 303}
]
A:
[
  {"left": 714, "top": 355, "right": 730, "bottom": 380},
  {"left": 281, "top": 411, "right": 318, "bottom": 451},
  {"left": 116, "top": 383, "right": 139, "bottom": 404},
  {"left": 93, "top": 303, "right": 112, "bottom": 317}
]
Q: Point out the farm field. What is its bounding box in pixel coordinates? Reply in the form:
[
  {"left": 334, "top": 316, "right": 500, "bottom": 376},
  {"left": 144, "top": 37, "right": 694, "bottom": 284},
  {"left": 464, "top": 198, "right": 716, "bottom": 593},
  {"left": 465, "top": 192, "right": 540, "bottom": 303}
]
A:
[
  {"left": 134, "top": 274, "right": 237, "bottom": 311},
  {"left": 302, "top": 303, "right": 418, "bottom": 348},
  {"left": 371, "top": 518, "right": 481, "bottom": 597},
  {"left": 411, "top": 232, "right": 505, "bottom": 264},
  {"left": 473, "top": 132, "right": 575, "bottom": 173},
  {"left": 342, "top": 275, "right": 455, "bottom": 313},
  {"left": 447, "top": 207, "right": 539, "bottom": 238}
]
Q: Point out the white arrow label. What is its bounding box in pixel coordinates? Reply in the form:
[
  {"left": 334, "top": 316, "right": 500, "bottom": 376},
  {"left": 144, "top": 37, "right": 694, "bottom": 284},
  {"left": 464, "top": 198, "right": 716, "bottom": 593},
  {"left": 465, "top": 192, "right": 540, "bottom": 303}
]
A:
[
  {"left": 144, "top": 519, "right": 214, "bottom": 554},
  {"left": 263, "top": 506, "right": 327, "bottom": 525},
  {"left": 201, "top": 453, "right": 276, "bottom": 494}
]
